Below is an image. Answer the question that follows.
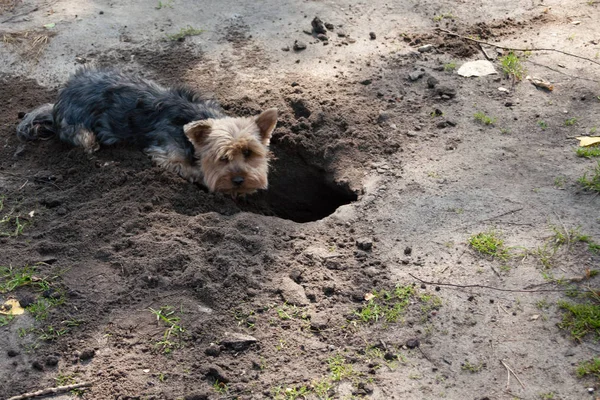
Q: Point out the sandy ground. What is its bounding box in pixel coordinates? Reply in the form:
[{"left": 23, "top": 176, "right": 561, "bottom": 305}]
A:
[{"left": 1, "top": 0, "right": 600, "bottom": 399}]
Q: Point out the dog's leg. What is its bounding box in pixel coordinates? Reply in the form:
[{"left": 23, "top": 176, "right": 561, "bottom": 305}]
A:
[
  {"left": 57, "top": 123, "right": 100, "bottom": 154},
  {"left": 144, "top": 145, "right": 203, "bottom": 183}
]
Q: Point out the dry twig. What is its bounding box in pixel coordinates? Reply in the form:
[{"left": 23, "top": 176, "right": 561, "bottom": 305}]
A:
[
  {"left": 7, "top": 382, "right": 91, "bottom": 400},
  {"left": 435, "top": 28, "right": 600, "bottom": 67},
  {"left": 500, "top": 360, "right": 526, "bottom": 390}
]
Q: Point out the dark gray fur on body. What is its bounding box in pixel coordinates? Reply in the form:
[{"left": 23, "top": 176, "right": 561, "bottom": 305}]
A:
[{"left": 17, "top": 68, "right": 225, "bottom": 164}]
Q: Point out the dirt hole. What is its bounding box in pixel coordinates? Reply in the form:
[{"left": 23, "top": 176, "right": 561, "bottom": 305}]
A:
[{"left": 240, "top": 146, "right": 358, "bottom": 223}]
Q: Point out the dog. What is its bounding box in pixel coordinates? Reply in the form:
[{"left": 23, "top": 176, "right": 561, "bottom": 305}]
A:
[{"left": 17, "top": 68, "right": 278, "bottom": 196}]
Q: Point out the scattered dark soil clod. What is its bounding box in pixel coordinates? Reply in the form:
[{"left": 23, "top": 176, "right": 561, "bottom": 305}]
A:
[{"left": 312, "top": 17, "right": 327, "bottom": 34}]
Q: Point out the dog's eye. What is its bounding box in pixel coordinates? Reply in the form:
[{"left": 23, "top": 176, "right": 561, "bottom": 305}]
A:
[
  {"left": 219, "top": 155, "right": 229, "bottom": 162},
  {"left": 243, "top": 149, "right": 252, "bottom": 158}
]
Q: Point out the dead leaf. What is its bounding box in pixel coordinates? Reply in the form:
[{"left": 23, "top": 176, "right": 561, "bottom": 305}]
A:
[
  {"left": 364, "top": 292, "right": 375, "bottom": 301},
  {"left": 526, "top": 76, "right": 554, "bottom": 91},
  {"left": 576, "top": 136, "right": 600, "bottom": 147},
  {"left": 0, "top": 299, "right": 25, "bottom": 315}
]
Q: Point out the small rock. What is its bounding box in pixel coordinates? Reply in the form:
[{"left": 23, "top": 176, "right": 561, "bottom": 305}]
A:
[
  {"left": 436, "top": 86, "right": 456, "bottom": 98},
  {"left": 221, "top": 332, "right": 258, "bottom": 351},
  {"left": 32, "top": 361, "right": 44, "bottom": 371},
  {"left": 75, "top": 56, "right": 87, "bottom": 64},
  {"left": 98, "top": 10, "right": 104, "bottom": 15},
  {"left": 406, "top": 131, "right": 418, "bottom": 137},
  {"left": 204, "top": 365, "right": 230, "bottom": 383},
  {"left": 436, "top": 121, "right": 448, "bottom": 129},
  {"left": 408, "top": 70, "right": 425, "bottom": 81},
  {"left": 45, "top": 356, "right": 59, "bottom": 367},
  {"left": 377, "top": 111, "right": 392, "bottom": 124},
  {"left": 281, "top": 46, "right": 290, "bottom": 51},
  {"left": 205, "top": 345, "right": 221, "bottom": 357},
  {"left": 588, "top": 387, "right": 594, "bottom": 394},
  {"left": 426, "top": 76, "right": 439, "bottom": 88},
  {"left": 406, "top": 338, "right": 420, "bottom": 349},
  {"left": 347, "top": 37, "right": 356, "bottom": 43},
  {"left": 316, "top": 33, "right": 328, "bottom": 41},
  {"left": 324, "top": 22, "right": 334, "bottom": 30},
  {"left": 356, "top": 238, "right": 373, "bottom": 251},
  {"left": 384, "top": 352, "right": 396, "bottom": 361},
  {"left": 359, "top": 79, "right": 372, "bottom": 85},
  {"left": 418, "top": 44, "right": 434, "bottom": 53},
  {"left": 358, "top": 382, "right": 374, "bottom": 394},
  {"left": 404, "top": 246, "right": 412, "bottom": 255},
  {"left": 505, "top": 101, "right": 513, "bottom": 107},
  {"left": 369, "top": 32, "right": 376, "bottom": 40},
  {"left": 564, "top": 348, "right": 576, "bottom": 357},
  {"left": 289, "top": 269, "right": 303, "bottom": 283},
  {"left": 310, "top": 312, "right": 329, "bottom": 331},
  {"left": 311, "top": 17, "right": 327, "bottom": 34},
  {"left": 79, "top": 349, "right": 95, "bottom": 361},
  {"left": 337, "top": 30, "right": 346, "bottom": 37},
  {"left": 7, "top": 350, "right": 19, "bottom": 357},
  {"left": 293, "top": 40, "right": 307, "bottom": 51},
  {"left": 18, "top": 111, "right": 26, "bottom": 119},
  {"left": 278, "top": 276, "right": 309, "bottom": 306}
]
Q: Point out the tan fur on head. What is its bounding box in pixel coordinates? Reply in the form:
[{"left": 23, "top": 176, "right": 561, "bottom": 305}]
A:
[{"left": 183, "top": 109, "right": 277, "bottom": 195}]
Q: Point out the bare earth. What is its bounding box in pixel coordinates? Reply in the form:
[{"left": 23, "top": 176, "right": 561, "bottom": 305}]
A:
[{"left": 1, "top": 0, "right": 599, "bottom": 399}]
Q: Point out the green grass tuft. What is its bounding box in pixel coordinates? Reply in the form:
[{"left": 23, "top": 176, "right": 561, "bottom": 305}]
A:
[
  {"left": 576, "top": 147, "right": 600, "bottom": 158},
  {"left": 473, "top": 111, "right": 496, "bottom": 126},
  {"left": 469, "top": 230, "right": 509, "bottom": 260},
  {"left": 558, "top": 301, "right": 600, "bottom": 341},
  {"left": 166, "top": 26, "right": 204, "bottom": 41},
  {"left": 578, "top": 160, "right": 600, "bottom": 193},
  {"left": 577, "top": 357, "right": 600, "bottom": 382}
]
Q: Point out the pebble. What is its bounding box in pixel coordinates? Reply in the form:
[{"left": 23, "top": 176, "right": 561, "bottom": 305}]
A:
[
  {"left": 406, "top": 338, "right": 420, "bottom": 349},
  {"left": 281, "top": 46, "right": 290, "bottom": 51},
  {"left": 426, "top": 76, "right": 439, "bottom": 88},
  {"left": 205, "top": 345, "right": 221, "bottom": 357},
  {"left": 369, "top": 32, "right": 376, "bottom": 40},
  {"left": 337, "top": 30, "right": 346, "bottom": 37},
  {"left": 324, "top": 22, "right": 334, "bottom": 30},
  {"left": 311, "top": 17, "right": 327, "bottom": 34},
  {"left": 316, "top": 33, "right": 328, "bottom": 41},
  {"left": 79, "top": 349, "right": 95, "bottom": 361},
  {"left": 221, "top": 332, "right": 258, "bottom": 351},
  {"left": 293, "top": 40, "right": 307, "bottom": 51},
  {"left": 45, "top": 356, "right": 59, "bottom": 366},
  {"left": 203, "top": 365, "right": 230, "bottom": 383},
  {"left": 436, "top": 86, "right": 456, "bottom": 98},
  {"left": 7, "top": 349, "right": 19, "bottom": 357},
  {"left": 408, "top": 70, "right": 425, "bottom": 81},
  {"left": 418, "top": 44, "right": 434, "bottom": 53},
  {"left": 278, "top": 276, "right": 309, "bottom": 306},
  {"left": 356, "top": 237, "right": 373, "bottom": 251}
]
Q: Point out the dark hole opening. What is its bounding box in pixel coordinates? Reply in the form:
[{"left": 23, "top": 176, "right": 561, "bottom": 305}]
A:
[{"left": 239, "top": 146, "right": 358, "bottom": 223}]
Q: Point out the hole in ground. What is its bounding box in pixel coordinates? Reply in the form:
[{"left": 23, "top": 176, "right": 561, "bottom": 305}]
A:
[{"left": 239, "top": 146, "right": 358, "bottom": 223}]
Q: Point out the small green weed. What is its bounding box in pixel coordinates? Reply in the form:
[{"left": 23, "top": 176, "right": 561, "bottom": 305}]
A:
[
  {"left": 443, "top": 62, "right": 457, "bottom": 72},
  {"left": 578, "top": 161, "right": 600, "bottom": 193},
  {"left": 38, "top": 325, "right": 68, "bottom": 341},
  {"left": 328, "top": 354, "right": 355, "bottom": 382},
  {"left": 27, "top": 294, "right": 66, "bottom": 321},
  {"left": 155, "top": 0, "right": 173, "bottom": 9},
  {"left": 354, "top": 285, "right": 415, "bottom": 323},
  {"left": 0, "top": 314, "right": 15, "bottom": 326},
  {"left": 149, "top": 305, "right": 185, "bottom": 353},
  {"left": 271, "top": 385, "right": 310, "bottom": 400},
  {"left": 576, "top": 147, "right": 600, "bottom": 158},
  {"left": 276, "top": 303, "right": 308, "bottom": 321},
  {"left": 212, "top": 380, "right": 228, "bottom": 394},
  {"left": 0, "top": 265, "right": 52, "bottom": 293},
  {"left": 461, "top": 360, "right": 484, "bottom": 373},
  {"left": 539, "top": 392, "right": 555, "bottom": 399},
  {"left": 558, "top": 300, "right": 600, "bottom": 341},
  {"left": 564, "top": 117, "right": 578, "bottom": 126},
  {"left": 554, "top": 176, "right": 567, "bottom": 188},
  {"left": 577, "top": 357, "right": 600, "bottom": 381},
  {"left": 167, "top": 26, "right": 204, "bottom": 41},
  {"left": 469, "top": 230, "right": 509, "bottom": 260},
  {"left": 473, "top": 111, "right": 496, "bottom": 126},
  {"left": 537, "top": 120, "right": 548, "bottom": 130},
  {"left": 433, "top": 13, "right": 454, "bottom": 22},
  {"left": 499, "top": 51, "right": 526, "bottom": 80}
]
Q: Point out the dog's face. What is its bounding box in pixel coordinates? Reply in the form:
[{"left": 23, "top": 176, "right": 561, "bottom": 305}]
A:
[{"left": 184, "top": 108, "right": 277, "bottom": 195}]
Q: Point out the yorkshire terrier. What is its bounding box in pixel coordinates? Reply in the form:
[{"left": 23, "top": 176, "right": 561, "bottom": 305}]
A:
[{"left": 17, "top": 68, "right": 277, "bottom": 195}]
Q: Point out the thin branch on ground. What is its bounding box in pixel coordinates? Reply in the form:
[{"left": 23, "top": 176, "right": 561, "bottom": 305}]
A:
[
  {"left": 408, "top": 273, "right": 594, "bottom": 294},
  {"left": 7, "top": 382, "right": 92, "bottom": 400},
  {"left": 435, "top": 28, "right": 600, "bottom": 67},
  {"left": 500, "top": 360, "right": 526, "bottom": 389}
]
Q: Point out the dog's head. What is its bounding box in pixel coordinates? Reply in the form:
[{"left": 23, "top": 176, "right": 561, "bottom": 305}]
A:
[{"left": 184, "top": 108, "right": 277, "bottom": 195}]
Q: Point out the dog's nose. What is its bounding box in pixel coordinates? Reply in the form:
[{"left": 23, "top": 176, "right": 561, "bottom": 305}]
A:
[{"left": 232, "top": 176, "right": 245, "bottom": 186}]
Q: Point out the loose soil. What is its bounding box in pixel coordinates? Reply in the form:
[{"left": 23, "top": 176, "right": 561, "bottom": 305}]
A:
[{"left": 1, "top": 1, "right": 600, "bottom": 399}]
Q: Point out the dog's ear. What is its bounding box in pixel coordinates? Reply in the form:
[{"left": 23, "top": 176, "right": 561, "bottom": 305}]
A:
[
  {"left": 255, "top": 108, "right": 278, "bottom": 145},
  {"left": 184, "top": 120, "right": 212, "bottom": 146}
]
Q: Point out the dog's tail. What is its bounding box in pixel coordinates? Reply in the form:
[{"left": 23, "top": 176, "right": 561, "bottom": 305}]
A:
[{"left": 16, "top": 103, "right": 56, "bottom": 141}]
